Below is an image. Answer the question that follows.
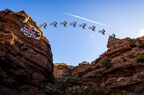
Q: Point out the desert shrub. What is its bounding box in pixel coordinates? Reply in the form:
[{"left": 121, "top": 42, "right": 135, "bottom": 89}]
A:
[
  {"left": 109, "top": 93, "right": 119, "bottom": 95},
  {"left": 135, "top": 87, "right": 142, "bottom": 94},
  {"left": 120, "top": 91, "right": 127, "bottom": 95},
  {"left": 109, "top": 91, "right": 127, "bottom": 95},
  {"left": 138, "top": 44, "right": 144, "bottom": 48},
  {"left": 136, "top": 55, "right": 144, "bottom": 62},
  {"left": 38, "top": 89, "right": 45, "bottom": 95},
  {"left": 130, "top": 50, "right": 136, "bottom": 54},
  {"left": 91, "top": 61, "right": 97, "bottom": 66},
  {"left": 91, "top": 88, "right": 104, "bottom": 95},
  {"left": 101, "top": 57, "right": 113, "bottom": 69},
  {"left": 91, "top": 52, "right": 106, "bottom": 66},
  {"left": 142, "top": 77, "right": 144, "bottom": 86},
  {"left": 91, "top": 61, "right": 100, "bottom": 66},
  {"left": 78, "top": 72, "right": 84, "bottom": 78},
  {"left": 122, "top": 58, "right": 128, "bottom": 62}
]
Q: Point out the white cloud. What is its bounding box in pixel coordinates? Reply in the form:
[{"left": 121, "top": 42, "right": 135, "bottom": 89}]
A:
[
  {"left": 132, "top": 29, "right": 144, "bottom": 38},
  {"left": 65, "top": 12, "right": 112, "bottom": 27},
  {"left": 137, "top": 29, "right": 144, "bottom": 37}
]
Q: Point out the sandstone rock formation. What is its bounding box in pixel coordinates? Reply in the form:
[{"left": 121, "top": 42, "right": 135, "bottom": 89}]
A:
[
  {"left": 59, "top": 36, "right": 144, "bottom": 95},
  {"left": 1, "top": 9, "right": 144, "bottom": 95},
  {"left": 0, "top": 9, "right": 54, "bottom": 95},
  {"left": 71, "top": 61, "right": 91, "bottom": 76},
  {"left": 54, "top": 63, "right": 72, "bottom": 78}
]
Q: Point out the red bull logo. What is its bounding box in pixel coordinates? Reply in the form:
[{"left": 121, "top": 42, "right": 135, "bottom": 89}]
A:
[{"left": 20, "top": 24, "right": 41, "bottom": 40}]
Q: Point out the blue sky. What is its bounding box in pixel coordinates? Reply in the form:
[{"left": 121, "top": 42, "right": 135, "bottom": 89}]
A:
[{"left": 1, "top": 0, "right": 144, "bottom": 66}]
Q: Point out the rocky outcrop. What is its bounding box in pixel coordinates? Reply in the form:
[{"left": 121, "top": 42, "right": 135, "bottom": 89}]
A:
[
  {"left": 59, "top": 36, "right": 144, "bottom": 94},
  {"left": 54, "top": 63, "right": 72, "bottom": 78},
  {"left": 0, "top": 9, "right": 54, "bottom": 95},
  {"left": 71, "top": 61, "right": 91, "bottom": 76},
  {"left": 90, "top": 36, "right": 144, "bottom": 94}
]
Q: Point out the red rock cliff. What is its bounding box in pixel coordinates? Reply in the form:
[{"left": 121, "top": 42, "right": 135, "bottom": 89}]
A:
[
  {"left": 59, "top": 36, "right": 144, "bottom": 94},
  {"left": 54, "top": 63, "right": 72, "bottom": 78},
  {"left": 0, "top": 9, "right": 54, "bottom": 95}
]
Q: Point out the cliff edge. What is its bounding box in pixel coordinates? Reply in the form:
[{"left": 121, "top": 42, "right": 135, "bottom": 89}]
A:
[{"left": 0, "top": 9, "right": 54, "bottom": 95}]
